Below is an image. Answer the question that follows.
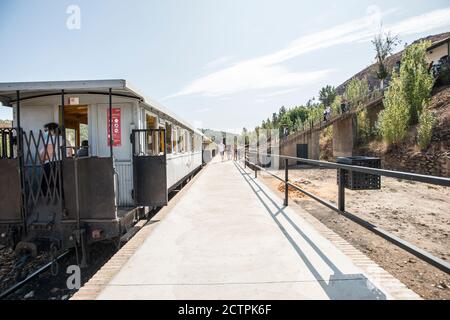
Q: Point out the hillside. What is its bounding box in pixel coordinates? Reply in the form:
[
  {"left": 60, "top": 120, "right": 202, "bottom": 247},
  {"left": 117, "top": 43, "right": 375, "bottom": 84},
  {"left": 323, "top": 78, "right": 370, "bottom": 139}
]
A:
[
  {"left": 352, "top": 85, "right": 450, "bottom": 177},
  {"left": 336, "top": 32, "right": 450, "bottom": 94},
  {"left": 0, "top": 120, "right": 12, "bottom": 128},
  {"left": 318, "top": 86, "right": 450, "bottom": 176},
  {"left": 317, "top": 32, "right": 450, "bottom": 177},
  {"left": 201, "top": 128, "right": 238, "bottom": 144}
]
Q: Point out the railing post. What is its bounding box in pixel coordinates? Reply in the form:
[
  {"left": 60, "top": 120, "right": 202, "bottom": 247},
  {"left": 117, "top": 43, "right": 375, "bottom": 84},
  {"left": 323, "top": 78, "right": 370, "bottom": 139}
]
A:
[
  {"left": 338, "top": 168, "right": 345, "bottom": 212},
  {"left": 284, "top": 159, "right": 288, "bottom": 206},
  {"left": 255, "top": 166, "right": 257, "bottom": 179},
  {"left": 244, "top": 147, "right": 247, "bottom": 168}
]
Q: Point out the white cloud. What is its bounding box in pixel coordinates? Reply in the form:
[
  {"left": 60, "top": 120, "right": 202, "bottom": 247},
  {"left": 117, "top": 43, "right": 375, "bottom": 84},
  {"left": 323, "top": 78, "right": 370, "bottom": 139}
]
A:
[
  {"left": 194, "top": 107, "right": 212, "bottom": 113},
  {"left": 175, "top": 65, "right": 333, "bottom": 97},
  {"left": 204, "top": 56, "right": 234, "bottom": 70},
  {"left": 261, "top": 87, "right": 301, "bottom": 98},
  {"left": 168, "top": 6, "right": 450, "bottom": 99},
  {"left": 387, "top": 7, "right": 450, "bottom": 36}
]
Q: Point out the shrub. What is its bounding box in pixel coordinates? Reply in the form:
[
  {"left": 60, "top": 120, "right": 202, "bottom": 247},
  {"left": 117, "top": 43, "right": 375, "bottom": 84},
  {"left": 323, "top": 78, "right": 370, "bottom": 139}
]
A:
[
  {"left": 357, "top": 110, "right": 371, "bottom": 144},
  {"left": 417, "top": 108, "right": 435, "bottom": 150},
  {"left": 318, "top": 85, "right": 337, "bottom": 106},
  {"left": 437, "top": 63, "right": 450, "bottom": 86},
  {"left": 399, "top": 41, "right": 434, "bottom": 124},
  {"left": 379, "top": 41, "right": 434, "bottom": 145},
  {"left": 379, "top": 72, "right": 410, "bottom": 145},
  {"left": 344, "top": 77, "right": 369, "bottom": 107}
]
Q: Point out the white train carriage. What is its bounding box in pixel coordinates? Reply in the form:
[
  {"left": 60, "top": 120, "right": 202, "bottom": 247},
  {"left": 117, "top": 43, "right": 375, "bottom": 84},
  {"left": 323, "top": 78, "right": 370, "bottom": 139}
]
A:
[{"left": 0, "top": 79, "right": 205, "bottom": 261}]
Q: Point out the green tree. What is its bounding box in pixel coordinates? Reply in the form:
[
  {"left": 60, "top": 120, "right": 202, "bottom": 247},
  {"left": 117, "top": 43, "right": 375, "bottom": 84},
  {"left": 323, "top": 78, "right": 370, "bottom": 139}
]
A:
[
  {"left": 399, "top": 40, "right": 434, "bottom": 124},
  {"left": 372, "top": 31, "right": 400, "bottom": 89},
  {"left": 344, "top": 77, "right": 369, "bottom": 106},
  {"left": 278, "top": 113, "right": 293, "bottom": 135},
  {"left": 417, "top": 108, "right": 435, "bottom": 150},
  {"left": 331, "top": 95, "right": 343, "bottom": 114},
  {"left": 271, "top": 113, "right": 278, "bottom": 127},
  {"left": 318, "top": 85, "right": 336, "bottom": 106},
  {"left": 379, "top": 41, "right": 435, "bottom": 146},
  {"left": 378, "top": 71, "right": 410, "bottom": 145}
]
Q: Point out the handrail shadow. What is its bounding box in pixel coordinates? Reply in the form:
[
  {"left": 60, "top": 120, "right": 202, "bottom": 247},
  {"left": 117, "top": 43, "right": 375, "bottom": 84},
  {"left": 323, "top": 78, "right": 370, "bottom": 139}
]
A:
[{"left": 233, "top": 161, "right": 387, "bottom": 300}]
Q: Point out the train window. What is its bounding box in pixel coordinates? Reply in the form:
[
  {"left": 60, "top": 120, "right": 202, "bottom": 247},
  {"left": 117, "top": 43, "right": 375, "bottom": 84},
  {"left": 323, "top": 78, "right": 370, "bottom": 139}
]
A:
[
  {"left": 80, "top": 123, "right": 88, "bottom": 142},
  {"left": 173, "top": 127, "right": 177, "bottom": 153},
  {"left": 178, "top": 128, "right": 185, "bottom": 153},
  {"left": 197, "top": 135, "right": 202, "bottom": 152},
  {"left": 166, "top": 123, "right": 172, "bottom": 154},
  {"left": 66, "top": 128, "right": 76, "bottom": 157},
  {"left": 198, "top": 136, "right": 202, "bottom": 152},
  {"left": 191, "top": 132, "right": 195, "bottom": 152},
  {"left": 159, "top": 130, "right": 165, "bottom": 154}
]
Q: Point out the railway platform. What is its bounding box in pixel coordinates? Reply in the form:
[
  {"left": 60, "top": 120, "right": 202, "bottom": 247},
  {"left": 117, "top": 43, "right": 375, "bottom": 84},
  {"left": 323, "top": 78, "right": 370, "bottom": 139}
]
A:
[{"left": 73, "top": 158, "right": 420, "bottom": 300}]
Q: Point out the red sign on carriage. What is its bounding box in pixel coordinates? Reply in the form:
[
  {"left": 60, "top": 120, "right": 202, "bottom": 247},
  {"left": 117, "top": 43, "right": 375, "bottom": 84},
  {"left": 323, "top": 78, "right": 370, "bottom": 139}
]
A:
[{"left": 107, "top": 108, "right": 121, "bottom": 147}]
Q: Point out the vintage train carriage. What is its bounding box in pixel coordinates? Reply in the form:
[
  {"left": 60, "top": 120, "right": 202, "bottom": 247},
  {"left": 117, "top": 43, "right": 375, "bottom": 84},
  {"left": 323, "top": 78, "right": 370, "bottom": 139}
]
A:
[{"left": 0, "top": 80, "right": 204, "bottom": 260}]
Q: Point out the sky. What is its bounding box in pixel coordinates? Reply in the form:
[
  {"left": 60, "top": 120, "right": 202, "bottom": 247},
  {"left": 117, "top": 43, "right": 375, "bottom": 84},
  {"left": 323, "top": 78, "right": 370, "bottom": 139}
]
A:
[{"left": 0, "top": 0, "right": 450, "bottom": 132}]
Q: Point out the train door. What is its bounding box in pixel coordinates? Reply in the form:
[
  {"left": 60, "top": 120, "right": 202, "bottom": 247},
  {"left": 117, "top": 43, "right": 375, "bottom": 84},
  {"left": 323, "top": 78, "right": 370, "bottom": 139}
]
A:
[
  {"left": 131, "top": 129, "right": 167, "bottom": 207},
  {"left": 0, "top": 128, "right": 22, "bottom": 237}
]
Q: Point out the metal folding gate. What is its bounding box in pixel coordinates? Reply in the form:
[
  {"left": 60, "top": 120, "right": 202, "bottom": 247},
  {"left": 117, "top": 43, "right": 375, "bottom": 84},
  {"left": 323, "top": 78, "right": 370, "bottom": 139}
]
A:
[
  {"left": 21, "top": 129, "right": 64, "bottom": 225},
  {"left": 131, "top": 129, "right": 167, "bottom": 207}
]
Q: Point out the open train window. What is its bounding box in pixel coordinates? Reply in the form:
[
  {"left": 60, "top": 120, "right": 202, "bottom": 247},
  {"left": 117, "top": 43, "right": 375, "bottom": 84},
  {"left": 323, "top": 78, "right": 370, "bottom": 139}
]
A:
[
  {"left": 66, "top": 128, "right": 76, "bottom": 156},
  {"left": 172, "top": 126, "right": 178, "bottom": 153},
  {"left": 62, "top": 104, "right": 89, "bottom": 157},
  {"left": 159, "top": 129, "right": 165, "bottom": 154},
  {"left": 165, "top": 123, "right": 172, "bottom": 154},
  {"left": 178, "top": 128, "right": 185, "bottom": 153},
  {"left": 196, "top": 135, "right": 202, "bottom": 152}
]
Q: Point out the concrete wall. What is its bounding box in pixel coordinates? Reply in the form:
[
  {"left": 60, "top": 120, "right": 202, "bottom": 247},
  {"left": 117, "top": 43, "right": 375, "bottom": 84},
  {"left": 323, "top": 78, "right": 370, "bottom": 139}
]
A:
[
  {"left": 366, "top": 101, "right": 384, "bottom": 131},
  {"left": 280, "top": 130, "right": 320, "bottom": 167},
  {"left": 332, "top": 115, "right": 357, "bottom": 157},
  {"left": 427, "top": 42, "right": 449, "bottom": 64}
]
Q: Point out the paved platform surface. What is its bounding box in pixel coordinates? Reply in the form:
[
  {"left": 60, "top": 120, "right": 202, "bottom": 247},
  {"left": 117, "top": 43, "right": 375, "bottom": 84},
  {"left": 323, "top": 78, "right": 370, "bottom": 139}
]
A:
[{"left": 96, "top": 159, "right": 419, "bottom": 300}]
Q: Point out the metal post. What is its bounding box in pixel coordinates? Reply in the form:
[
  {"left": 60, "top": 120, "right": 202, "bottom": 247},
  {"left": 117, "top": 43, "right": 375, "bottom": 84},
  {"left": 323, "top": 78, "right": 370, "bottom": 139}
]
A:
[
  {"left": 338, "top": 168, "right": 345, "bottom": 212},
  {"left": 244, "top": 147, "right": 247, "bottom": 168},
  {"left": 16, "top": 90, "right": 27, "bottom": 234},
  {"left": 109, "top": 88, "right": 113, "bottom": 158},
  {"left": 255, "top": 166, "right": 257, "bottom": 179},
  {"left": 284, "top": 159, "right": 288, "bottom": 206},
  {"left": 60, "top": 90, "right": 66, "bottom": 159},
  {"left": 16, "top": 91, "right": 21, "bottom": 153},
  {"left": 256, "top": 130, "right": 259, "bottom": 168}
]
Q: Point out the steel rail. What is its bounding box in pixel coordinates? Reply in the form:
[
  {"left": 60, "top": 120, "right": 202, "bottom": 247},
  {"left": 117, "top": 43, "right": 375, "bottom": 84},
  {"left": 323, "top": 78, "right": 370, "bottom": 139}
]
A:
[{"left": 0, "top": 250, "right": 70, "bottom": 300}]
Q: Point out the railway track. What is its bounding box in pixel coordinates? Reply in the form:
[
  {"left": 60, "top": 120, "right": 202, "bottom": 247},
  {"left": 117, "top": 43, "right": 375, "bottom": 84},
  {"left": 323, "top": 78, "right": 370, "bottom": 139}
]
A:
[
  {"left": 0, "top": 250, "right": 70, "bottom": 299},
  {"left": 0, "top": 218, "right": 160, "bottom": 300},
  {"left": 0, "top": 171, "right": 200, "bottom": 300}
]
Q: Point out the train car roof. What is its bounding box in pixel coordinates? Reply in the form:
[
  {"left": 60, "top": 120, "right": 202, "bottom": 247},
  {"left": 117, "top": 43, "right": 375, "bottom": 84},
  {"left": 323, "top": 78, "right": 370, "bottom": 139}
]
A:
[{"left": 0, "top": 79, "right": 204, "bottom": 136}]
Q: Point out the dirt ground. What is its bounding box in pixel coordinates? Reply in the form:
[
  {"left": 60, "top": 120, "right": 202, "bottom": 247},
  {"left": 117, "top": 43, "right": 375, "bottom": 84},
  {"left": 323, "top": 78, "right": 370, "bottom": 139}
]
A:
[{"left": 259, "top": 167, "right": 450, "bottom": 300}]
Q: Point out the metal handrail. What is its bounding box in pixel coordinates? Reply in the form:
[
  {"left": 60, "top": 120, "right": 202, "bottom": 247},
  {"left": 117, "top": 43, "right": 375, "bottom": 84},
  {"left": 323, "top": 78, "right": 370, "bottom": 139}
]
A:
[
  {"left": 247, "top": 151, "right": 450, "bottom": 187},
  {"left": 239, "top": 149, "right": 450, "bottom": 274}
]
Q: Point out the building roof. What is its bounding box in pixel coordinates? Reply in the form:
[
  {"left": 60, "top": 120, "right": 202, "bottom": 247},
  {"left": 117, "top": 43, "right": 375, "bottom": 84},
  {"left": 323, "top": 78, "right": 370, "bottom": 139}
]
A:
[
  {"left": 428, "top": 36, "right": 450, "bottom": 51},
  {"left": 0, "top": 79, "right": 203, "bottom": 136}
]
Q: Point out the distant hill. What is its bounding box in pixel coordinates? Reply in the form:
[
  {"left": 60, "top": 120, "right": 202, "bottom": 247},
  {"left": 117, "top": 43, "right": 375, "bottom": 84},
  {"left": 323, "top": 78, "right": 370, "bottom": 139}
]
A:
[
  {"left": 200, "top": 129, "right": 239, "bottom": 144},
  {"left": 0, "top": 120, "right": 12, "bottom": 128}
]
